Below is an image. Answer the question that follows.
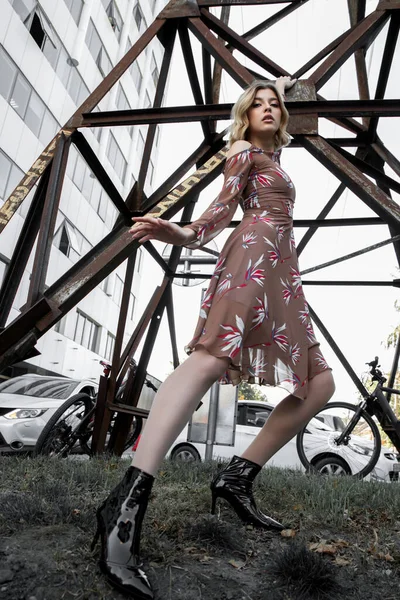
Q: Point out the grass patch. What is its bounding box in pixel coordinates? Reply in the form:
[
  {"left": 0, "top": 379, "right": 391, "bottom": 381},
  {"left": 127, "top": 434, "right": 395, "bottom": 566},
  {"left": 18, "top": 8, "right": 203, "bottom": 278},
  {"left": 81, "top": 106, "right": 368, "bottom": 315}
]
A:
[{"left": 1, "top": 456, "right": 400, "bottom": 600}]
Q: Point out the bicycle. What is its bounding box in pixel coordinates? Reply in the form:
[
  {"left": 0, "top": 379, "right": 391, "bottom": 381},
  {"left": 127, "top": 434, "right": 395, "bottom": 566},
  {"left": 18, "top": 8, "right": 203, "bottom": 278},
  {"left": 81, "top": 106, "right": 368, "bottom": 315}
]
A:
[
  {"left": 296, "top": 357, "right": 400, "bottom": 479},
  {"left": 34, "top": 360, "right": 156, "bottom": 458}
]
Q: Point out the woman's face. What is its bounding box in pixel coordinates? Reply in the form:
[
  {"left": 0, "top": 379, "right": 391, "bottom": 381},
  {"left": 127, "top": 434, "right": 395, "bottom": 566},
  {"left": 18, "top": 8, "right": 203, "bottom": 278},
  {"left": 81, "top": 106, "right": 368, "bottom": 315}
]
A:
[{"left": 247, "top": 88, "right": 282, "bottom": 140}]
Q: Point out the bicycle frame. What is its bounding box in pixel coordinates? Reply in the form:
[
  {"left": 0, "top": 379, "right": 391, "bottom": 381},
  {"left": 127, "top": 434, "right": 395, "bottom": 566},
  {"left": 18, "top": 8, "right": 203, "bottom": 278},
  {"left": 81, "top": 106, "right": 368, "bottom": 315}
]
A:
[{"left": 369, "top": 384, "right": 400, "bottom": 452}]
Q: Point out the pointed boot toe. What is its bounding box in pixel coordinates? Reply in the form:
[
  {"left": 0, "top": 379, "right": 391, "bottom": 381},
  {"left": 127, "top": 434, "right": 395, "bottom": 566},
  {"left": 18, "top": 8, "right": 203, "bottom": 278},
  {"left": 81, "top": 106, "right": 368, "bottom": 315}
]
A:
[{"left": 100, "top": 561, "right": 153, "bottom": 599}]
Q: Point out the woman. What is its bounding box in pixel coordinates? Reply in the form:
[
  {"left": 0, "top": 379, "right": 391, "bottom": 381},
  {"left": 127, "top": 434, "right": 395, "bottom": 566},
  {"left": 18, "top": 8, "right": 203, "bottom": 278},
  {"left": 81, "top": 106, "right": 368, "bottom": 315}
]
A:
[{"left": 92, "top": 77, "right": 335, "bottom": 599}]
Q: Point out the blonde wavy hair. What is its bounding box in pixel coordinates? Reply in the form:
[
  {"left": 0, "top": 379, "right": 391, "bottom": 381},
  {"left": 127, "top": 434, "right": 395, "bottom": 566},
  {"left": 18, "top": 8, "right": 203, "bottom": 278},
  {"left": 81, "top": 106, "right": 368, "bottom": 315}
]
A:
[{"left": 229, "top": 80, "right": 290, "bottom": 150}]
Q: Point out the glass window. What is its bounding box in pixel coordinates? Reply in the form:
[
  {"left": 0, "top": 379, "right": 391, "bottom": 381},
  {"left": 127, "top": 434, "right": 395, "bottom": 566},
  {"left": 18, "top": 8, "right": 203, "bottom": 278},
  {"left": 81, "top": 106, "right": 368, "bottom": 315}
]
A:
[
  {"left": 106, "top": 133, "right": 127, "bottom": 182},
  {"left": 116, "top": 83, "right": 130, "bottom": 111},
  {"left": 97, "top": 191, "right": 108, "bottom": 221},
  {"left": 130, "top": 60, "right": 142, "bottom": 94},
  {"left": 0, "top": 256, "right": 9, "bottom": 286},
  {"left": 129, "top": 292, "right": 136, "bottom": 320},
  {"left": 64, "top": 0, "right": 83, "bottom": 25},
  {"left": 0, "top": 375, "right": 78, "bottom": 399},
  {"left": 73, "top": 154, "right": 86, "bottom": 191},
  {"left": 10, "top": 73, "right": 31, "bottom": 119},
  {"left": 105, "top": 332, "right": 115, "bottom": 361},
  {"left": 113, "top": 274, "right": 123, "bottom": 306},
  {"left": 0, "top": 151, "right": 12, "bottom": 200},
  {"left": 6, "top": 162, "right": 24, "bottom": 199},
  {"left": 11, "top": 0, "right": 36, "bottom": 24},
  {"left": 148, "top": 159, "right": 154, "bottom": 186},
  {"left": 39, "top": 110, "right": 58, "bottom": 145},
  {"left": 0, "top": 48, "right": 17, "bottom": 101},
  {"left": 150, "top": 53, "right": 159, "bottom": 88},
  {"left": 102, "top": 0, "right": 123, "bottom": 41},
  {"left": 73, "top": 311, "right": 99, "bottom": 352},
  {"left": 136, "top": 248, "right": 143, "bottom": 272},
  {"left": 85, "top": 19, "right": 112, "bottom": 77},
  {"left": 55, "top": 45, "right": 71, "bottom": 88},
  {"left": 144, "top": 90, "right": 151, "bottom": 108},
  {"left": 133, "top": 3, "right": 145, "bottom": 32},
  {"left": 150, "top": 0, "right": 157, "bottom": 13},
  {"left": 137, "top": 130, "right": 145, "bottom": 162},
  {"left": 25, "top": 89, "right": 45, "bottom": 137}
]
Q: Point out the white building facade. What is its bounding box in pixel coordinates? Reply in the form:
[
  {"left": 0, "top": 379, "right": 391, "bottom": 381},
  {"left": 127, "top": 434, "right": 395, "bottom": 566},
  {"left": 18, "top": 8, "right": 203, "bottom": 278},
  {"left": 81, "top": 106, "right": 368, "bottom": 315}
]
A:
[{"left": 0, "top": 0, "right": 168, "bottom": 382}]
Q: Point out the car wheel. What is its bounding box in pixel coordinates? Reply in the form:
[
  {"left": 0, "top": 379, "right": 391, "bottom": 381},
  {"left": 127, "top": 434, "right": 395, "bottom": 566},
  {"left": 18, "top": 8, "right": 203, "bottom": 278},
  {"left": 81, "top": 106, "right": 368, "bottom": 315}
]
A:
[
  {"left": 313, "top": 455, "right": 351, "bottom": 476},
  {"left": 171, "top": 444, "right": 200, "bottom": 463}
]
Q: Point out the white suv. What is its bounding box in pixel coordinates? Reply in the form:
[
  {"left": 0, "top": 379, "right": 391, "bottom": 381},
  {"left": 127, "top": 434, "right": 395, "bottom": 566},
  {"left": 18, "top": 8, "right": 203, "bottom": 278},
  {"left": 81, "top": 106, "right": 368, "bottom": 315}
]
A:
[{"left": 165, "top": 400, "right": 397, "bottom": 482}]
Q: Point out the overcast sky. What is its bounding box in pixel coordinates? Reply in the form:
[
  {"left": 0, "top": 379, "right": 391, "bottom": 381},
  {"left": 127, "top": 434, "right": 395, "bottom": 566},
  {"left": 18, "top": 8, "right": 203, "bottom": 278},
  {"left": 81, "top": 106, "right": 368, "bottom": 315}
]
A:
[{"left": 137, "top": 0, "right": 400, "bottom": 404}]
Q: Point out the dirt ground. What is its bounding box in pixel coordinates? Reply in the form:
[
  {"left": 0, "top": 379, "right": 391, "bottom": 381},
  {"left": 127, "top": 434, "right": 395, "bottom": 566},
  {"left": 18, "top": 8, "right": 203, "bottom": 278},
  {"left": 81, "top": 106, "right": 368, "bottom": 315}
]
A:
[{"left": 1, "top": 457, "right": 400, "bottom": 600}]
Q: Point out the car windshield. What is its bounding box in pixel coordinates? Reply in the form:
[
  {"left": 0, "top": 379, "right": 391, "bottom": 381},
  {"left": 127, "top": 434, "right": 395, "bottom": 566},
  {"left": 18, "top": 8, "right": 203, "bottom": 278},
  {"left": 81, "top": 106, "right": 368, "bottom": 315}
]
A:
[{"left": 0, "top": 377, "right": 79, "bottom": 399}]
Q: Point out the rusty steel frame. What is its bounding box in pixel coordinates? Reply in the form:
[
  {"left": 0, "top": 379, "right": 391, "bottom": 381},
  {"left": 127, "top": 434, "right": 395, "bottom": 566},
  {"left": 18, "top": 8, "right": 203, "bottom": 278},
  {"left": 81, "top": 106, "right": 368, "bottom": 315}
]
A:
[{"left": 0, "top": 0, "right": 399, "bottom": 454}]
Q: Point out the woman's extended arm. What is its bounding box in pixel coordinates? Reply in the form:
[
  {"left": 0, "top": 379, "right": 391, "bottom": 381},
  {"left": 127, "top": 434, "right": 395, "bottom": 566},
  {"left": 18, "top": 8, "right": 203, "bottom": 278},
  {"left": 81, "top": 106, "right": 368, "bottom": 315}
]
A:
[
  {"left": 130, "top": 141, "right": 253, "bottom": 248},
  {"left": 181, "top": 140, "right": 253, "bottom": 249}
]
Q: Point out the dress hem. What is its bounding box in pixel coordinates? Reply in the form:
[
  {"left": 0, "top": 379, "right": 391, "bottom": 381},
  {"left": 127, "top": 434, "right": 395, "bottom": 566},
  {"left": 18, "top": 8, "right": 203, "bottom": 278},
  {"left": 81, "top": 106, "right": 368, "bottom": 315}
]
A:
[{"left": 185, "top": 341, "right": 332, "bottom": 401}]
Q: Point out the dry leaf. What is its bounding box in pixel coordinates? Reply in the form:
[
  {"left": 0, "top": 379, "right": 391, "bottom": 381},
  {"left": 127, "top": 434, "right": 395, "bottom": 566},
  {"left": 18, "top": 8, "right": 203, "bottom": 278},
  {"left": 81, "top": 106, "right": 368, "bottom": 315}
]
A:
[
  {"left": 335, "top": 539, "right": 350, "bottom": 548},
  {"left": 376, "top": 552, "right": 394, "bottom": 562},
  {"left": 309, "top": 542, "right": 337, "bottom": 555},
  {"left": 293, "top": 504, "right": 304, "bottom": 511},
  {"left": 199, "top": 555, "right": 213, "bottom": 563},
  {"left": 281, "top": 529, "right": 296, "bottom": 538},
  {"left": 229, "top": 559, "right": 246, "bottom": 570},
  {"left": 334, "top": 557, "right": 351, "bottom": 566}
]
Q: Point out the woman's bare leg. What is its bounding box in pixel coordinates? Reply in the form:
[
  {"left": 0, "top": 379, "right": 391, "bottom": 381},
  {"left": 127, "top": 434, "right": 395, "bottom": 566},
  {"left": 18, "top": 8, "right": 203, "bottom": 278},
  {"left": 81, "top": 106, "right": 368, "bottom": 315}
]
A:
[
  {"left": 242, "top": 370, "right": 335, "bottom": 466},
  {"left": 132, "top": 348, "right": 229, "bottom": 476}
]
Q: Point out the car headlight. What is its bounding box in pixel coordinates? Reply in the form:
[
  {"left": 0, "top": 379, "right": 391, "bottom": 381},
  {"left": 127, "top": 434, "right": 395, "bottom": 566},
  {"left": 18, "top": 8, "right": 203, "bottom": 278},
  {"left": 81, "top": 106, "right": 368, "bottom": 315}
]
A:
[
  {"left": 4, "top": 409, "right": 48, "bottom": 419},
  {"left": 350, "top": 443, "right": 373, "bottom": 456}
]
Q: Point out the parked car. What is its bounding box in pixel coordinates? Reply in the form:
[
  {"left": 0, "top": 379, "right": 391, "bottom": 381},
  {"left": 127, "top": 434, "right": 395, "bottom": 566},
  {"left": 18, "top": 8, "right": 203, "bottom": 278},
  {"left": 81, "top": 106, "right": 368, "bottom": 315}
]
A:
[
  {"left": 160, "top": 400, "right": 397, "bottom": 482},
  {"left": 0, "top": 374, "right": 97, "bottom": 454}
]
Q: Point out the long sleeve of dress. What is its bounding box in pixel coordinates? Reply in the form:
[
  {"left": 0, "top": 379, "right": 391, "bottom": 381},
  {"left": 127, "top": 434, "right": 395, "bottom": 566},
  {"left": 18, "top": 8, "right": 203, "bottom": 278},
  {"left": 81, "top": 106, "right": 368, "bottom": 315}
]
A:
[{"left": 183, "top": 148, "right": 254, "bottom": 249}]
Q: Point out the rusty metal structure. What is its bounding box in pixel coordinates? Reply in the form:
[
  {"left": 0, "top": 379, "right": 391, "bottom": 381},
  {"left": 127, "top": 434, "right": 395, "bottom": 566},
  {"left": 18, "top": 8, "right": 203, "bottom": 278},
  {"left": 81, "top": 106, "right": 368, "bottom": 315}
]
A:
[{"left": 0, "top": 0, "right": 399, "bottom": 454}]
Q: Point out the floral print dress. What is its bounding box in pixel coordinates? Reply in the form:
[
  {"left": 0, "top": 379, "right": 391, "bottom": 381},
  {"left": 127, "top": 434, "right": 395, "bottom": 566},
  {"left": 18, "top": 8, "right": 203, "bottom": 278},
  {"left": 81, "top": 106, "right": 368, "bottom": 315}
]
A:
[{"left": 183, "top": 144, "right": 331, "bottom": 401}]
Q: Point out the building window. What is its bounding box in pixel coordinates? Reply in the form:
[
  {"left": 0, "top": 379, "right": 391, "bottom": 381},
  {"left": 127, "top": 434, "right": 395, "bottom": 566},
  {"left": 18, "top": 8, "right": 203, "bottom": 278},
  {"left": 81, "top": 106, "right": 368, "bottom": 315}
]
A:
[
  {"left": 0, "top": 256, "right": 9, "bottom": 286},
  {"left": 106, "top": 133, "right": 127, "bottom": 182},
  {"left": 155, "top": 125, "right": 160, "bottom": 147},
  {"left": 144, "top": 90, "right": 151, "bottom": 109},
  {"left": 0, "top": 47, "right": 59, "bottom": 144},
  {"left": 53, "top": 219, "right": 92, "bottom": 262},
  {"left": 105, "top": 332, "right": 116, "bottom": 361},
  {"left": 136, "top": 248, "right": 143, "bottom": 272},
  {"left": 150, "top": 53, "right": 159, "bottom": 88},
  {"left": 136, "top": 130, "right": 145, "bottom": 163},
  {"left": 85, "top": 19, "right": 112, "bottom": 77},
  {"left": 150, "top": 0, "right": 157, "bottom": 13},
  {"left": 116, "top": 83, "right": 133, "bottom": 137},
  {"left": 0, "top": 149, "right": 24, "bottom": 202},
  {"left": 129, "top": 59, "right": 143, "bottom": 94},
  {"left": 74, "top": 310, "right": 99, "bottom": 352},
  {"left": 148, "top": 159, "right": 154, "bottom": 186},
  {"left": 63, "top": 0, "right": 84, "bottom": 25},
  {"left": 133, "top": 3, "right": 145, "bottom": 32},
  {"left": 101, "top": 0, "right": 123, "bottom": 41},
  {"left": 113, "top": 274, "right": 123, "bottom": 306},
  {"left": 129, "top": 292, "right": 136, "bottom": 321}
]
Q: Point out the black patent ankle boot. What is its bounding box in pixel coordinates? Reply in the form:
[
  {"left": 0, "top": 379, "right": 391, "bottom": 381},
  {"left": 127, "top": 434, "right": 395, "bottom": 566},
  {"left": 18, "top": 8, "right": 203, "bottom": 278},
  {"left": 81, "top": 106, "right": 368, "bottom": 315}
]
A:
[
  {"left": 210, "top": 455, "right": 284, "bottom": 530},
  {"left": 91, "top": 466, "right": 154, "bottom": 599}
]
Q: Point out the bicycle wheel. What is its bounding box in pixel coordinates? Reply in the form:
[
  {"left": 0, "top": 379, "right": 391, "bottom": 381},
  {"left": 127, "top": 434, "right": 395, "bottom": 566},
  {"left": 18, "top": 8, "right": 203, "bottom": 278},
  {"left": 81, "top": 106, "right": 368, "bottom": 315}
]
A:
[
  {"left": 296, "top": 401, "right": 381, "bottom": 479},
  {"left": 34, "top": 393, "right": 93, "bottom": 458}
]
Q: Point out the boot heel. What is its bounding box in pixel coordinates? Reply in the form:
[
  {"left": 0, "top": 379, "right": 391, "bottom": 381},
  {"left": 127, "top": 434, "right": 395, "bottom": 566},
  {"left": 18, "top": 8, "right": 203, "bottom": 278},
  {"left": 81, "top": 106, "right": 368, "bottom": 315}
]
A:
[{"left": 210, "top": 492, "right": 217, "bottom": 515}]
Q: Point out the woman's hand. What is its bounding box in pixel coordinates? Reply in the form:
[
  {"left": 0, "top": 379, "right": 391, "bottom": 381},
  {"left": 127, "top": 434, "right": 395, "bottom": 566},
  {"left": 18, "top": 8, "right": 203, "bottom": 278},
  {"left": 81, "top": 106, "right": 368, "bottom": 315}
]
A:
[
  {"left": 130, "top": 216, "right": 196, "bottom": 246},
  {"left": 275, "top": 76, "right": 297, "bottom": 95}
]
